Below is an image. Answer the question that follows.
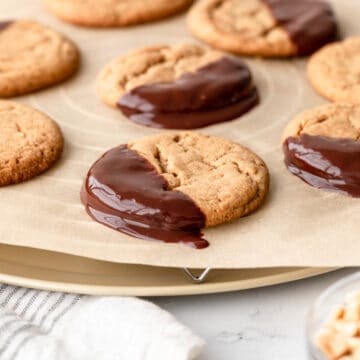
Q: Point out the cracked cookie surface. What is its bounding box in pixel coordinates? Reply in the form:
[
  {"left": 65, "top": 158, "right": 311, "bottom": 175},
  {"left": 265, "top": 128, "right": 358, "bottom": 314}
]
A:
[
  {"left": 308, "top": 37, "right": 360, "bottom": 103},
  {"left": 97, "top": 43, "right": 223, "bottom": 108},
  {"left": 44, "top": 0, "right": 193, "bottom": 27},
  {"left": 282, "top": 103, "right": 360, "bottom": 142},
  {"left": 128, "top": 132, "right": 269, "bottom": 227},
  {"left": 0, "top": 20, "right": 79, "bottom": 97},
  {"left": 0, "top": 100, "right": 64, "bottom": 186}
]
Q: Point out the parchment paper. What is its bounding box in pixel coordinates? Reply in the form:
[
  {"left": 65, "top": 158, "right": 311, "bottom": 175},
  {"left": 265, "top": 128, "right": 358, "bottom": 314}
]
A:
[{"left": 1, "top": 0, "right": 359, "bottom": 269}]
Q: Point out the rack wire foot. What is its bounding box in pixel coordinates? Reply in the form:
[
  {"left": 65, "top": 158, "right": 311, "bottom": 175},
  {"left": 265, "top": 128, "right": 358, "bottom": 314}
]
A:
[{"left": 182, "top": 267, "right": 211, "bottom": 284}]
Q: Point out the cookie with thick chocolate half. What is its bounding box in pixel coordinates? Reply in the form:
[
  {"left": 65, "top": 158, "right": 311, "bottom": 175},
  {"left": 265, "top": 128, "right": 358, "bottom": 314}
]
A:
[
  {"left": 187, "top": 0, "right": 337, "bottom": 57},
  {"left": 97, "top": 44, "right": 259, "bottom": 129},
  {"left": 81, "top": 132, "right": 269, "bottom": 248},
  {"left": 282, "top": 103, "right": 360, "bottom": 197}
]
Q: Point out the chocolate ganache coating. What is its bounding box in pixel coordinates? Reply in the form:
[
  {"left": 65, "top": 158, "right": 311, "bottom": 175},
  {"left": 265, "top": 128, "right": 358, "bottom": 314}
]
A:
[
  {"left": 0, "top": 21, "right": 13, "bottom": 31},
  {"left": 283, "top": 134, "right": 360, "bottom": 197},
  {"left": 264, "top": 0, "right": 337, "bottom": 55},
  {"left": 81, "top": 145, "right": 209, "bottom": 249},
  {"left": 117, "top": 57, "right": 259, "bottom": 129}
]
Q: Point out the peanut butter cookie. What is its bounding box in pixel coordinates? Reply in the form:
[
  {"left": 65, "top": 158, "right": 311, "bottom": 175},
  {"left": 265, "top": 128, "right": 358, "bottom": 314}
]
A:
[
  {"left": 128, "top": 132, "right": 269, "bottom": 225},
  {"left": 0, "top": 101, "right": 64, "bottom": 186},
  {"left": 282, "top": 103, "right": 360, "bottom": 197},
  {"left": 81, "top": 132, "right": 269, "bottom": 248},
  {"left": 187, "top": 0, "right": 337, "bottom": 57},
  {"left": 282, "top": 103, "right": 360, "bottom": 141},
  {"left": 97, "top": 43, "right": 259, "bottom": 129},
  {"left": 308, "top": 37, "right": 360, "bottom": 103},
  {"left": 44, "top": 0, "right": 193, "bottom": 27},
  {"left": 0, "top": 20, "right": 79, "bottom": 97}
]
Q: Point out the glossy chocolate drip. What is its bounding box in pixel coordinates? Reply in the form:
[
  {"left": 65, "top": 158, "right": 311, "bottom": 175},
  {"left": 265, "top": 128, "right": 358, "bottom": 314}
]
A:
[
  {"left": 264, "top": 0, "right": 337, "bottom": 55},
  {"left": 117, "top": 57, "right": 259, "bottom": 129},
  {"left": 81, "top": 145, "right": 209, "bottom": 249},
  {"left": 0, "top": 21, "right": 13, "bottom": 31},
  {"left": 283, "top": 134, "right": 360, "bottom": 197}
]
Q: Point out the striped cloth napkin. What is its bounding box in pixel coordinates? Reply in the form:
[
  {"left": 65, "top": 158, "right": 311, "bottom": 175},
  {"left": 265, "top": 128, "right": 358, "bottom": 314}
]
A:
[{"left": 0, "top": 284, "right": 204, "bottom": 360}]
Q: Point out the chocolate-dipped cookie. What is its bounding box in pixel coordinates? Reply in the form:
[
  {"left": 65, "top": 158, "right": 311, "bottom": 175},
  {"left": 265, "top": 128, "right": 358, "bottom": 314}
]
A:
[
  {"left": 187, "top": 0, "right": 337, "bottom": 57},
  {"left": 81, "top": 132, "right": 269, "bottom": 248},
  {"left": 282, "top": 103, "right": 360, "bottom": 197},
  {"left": 97, "top": 44, "right": 259, "bottom": 129}
]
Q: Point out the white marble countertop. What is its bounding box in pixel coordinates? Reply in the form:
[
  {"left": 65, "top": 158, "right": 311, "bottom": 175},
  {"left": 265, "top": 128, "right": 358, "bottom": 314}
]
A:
[{"left": 153, "top": 268, "right": 357, "bottom": 360}]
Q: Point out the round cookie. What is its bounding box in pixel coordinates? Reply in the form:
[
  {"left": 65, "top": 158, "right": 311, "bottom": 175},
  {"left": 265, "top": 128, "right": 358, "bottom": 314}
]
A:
[
  {"left": 126, "top": 132, "right": 269, "bottom": 226},
  {"left": 43, "top": 0, "right": 193, "bottom": 27},
  {"left": 97, "top": 43, "right": 224, "bottom": 108},
  {"left": 82, "top": 132, "right": 269, "bottom": 248},
  {"left": 0, "top": 20, "right": 79, "bottom": 97},
  {"left": 282, "top": 103, "right": 360, "bottom": 142},
  {"left": 308, "top": 37, "right": 360, "bottom": 103},
  {"left": 187, "top": 0, "right": 337, "bottom": 57},
  {"left": 0, "top": 100, "right": 64, "bottom": 186}
]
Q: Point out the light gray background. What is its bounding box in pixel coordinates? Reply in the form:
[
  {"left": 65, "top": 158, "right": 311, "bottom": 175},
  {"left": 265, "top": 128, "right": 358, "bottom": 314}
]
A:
[{"left": 154, "top": 269, "right": 356, "bottom": 359}]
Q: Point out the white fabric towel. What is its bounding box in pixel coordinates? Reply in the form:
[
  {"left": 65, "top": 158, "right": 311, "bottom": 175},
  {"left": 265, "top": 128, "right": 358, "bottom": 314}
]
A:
[{"left": 0, "top": 284, "right": 204, "bottom": 360}]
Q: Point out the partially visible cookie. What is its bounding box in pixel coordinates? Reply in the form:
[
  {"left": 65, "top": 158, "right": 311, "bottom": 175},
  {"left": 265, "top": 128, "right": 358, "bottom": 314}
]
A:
[
  {"left": 187, "top": 0, "right": 337, "bottom": 57},
  {"left": 44, "top": 0, "right": 193, "bottom": 27},
  {"left": 308, "top": 37, "right": 360, "bottom": 103},
  {"left": 282, "top": 103, "right": 360, "bottom": 142},
  {"left": 0, "top": 20, "right": 79, "bottom": 97},
  {"left": 97, "top": 43, "right": 259, "bottom": 129},
  {"left": 282, "top": 103, "right": 360, "bottom": 197},
  {"left": 0, "top": 101, "right": 64, "bottom": 186}
]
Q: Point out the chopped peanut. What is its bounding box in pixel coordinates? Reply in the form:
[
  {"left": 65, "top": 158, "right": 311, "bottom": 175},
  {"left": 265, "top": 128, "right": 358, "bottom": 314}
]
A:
[{"left": 316, "top": 292, "right": 360, "bottom": 360}]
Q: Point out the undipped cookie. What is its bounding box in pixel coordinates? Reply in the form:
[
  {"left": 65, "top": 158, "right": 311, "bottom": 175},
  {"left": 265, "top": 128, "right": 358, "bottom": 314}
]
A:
[
  {"left": 0, "top": 20, "right": 79, "bottom": 97},
  {"left": 97, "top": 43, "right": 259, "bottom": 129},
  {"left": 81, "top": 132, "right": 269, "bottom": 248},
  {"left": 0, "top": 100, "right": 64, "bottom": 186},
  {"left": 43, "top": 0, "right": 193, "bottom": 27},
  {"left": 282, "top": 103, "right": 360, "bottom": 197},
  {"left": 308, "top": 37, "right": 360, "bottom": 103},
  {"left": 187, "top": 0, "right": 337, "bottom": 57}
]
